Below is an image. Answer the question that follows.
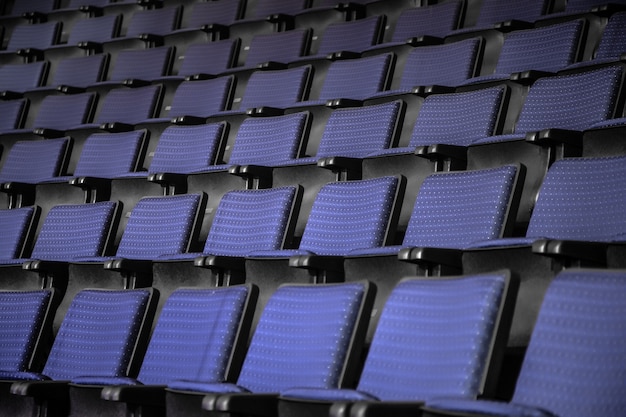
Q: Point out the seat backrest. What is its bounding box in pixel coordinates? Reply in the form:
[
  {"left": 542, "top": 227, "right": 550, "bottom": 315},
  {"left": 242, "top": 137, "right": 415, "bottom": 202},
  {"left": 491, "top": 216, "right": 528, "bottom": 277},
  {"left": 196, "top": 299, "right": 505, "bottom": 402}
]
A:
[
  {"left": 239, "top": 66, "right": 311, "bottom": 110},
  {"left": 409, "top": 86, "right": 506, "bottom": 148},
  {"left": 167, "top": 77, "right": 234, "bottom": 119},
  {"left": 398, "top": 38, "right": 482, "bottom": 90},
  {"left": 51, "top": 54, "right": 108, "bottom": 89},
  {"left": 315, "top": 100, "right": 402, "bottom": 158},
  {"left": 244, "top": 29, "right": 310, "bottom": 67},
  {"left": 74, "top": 130, "right": 145, "bottom": 178},
  {"left": 564, "top": 0, "right": 626, "bottom": 12},
  {"left": 108, "top": 46, "right": 173, "bottom": 83},
  {"left": 592, "top": 11, "right": 626, "bottom": 62},
  {"left": 0, "top": 289, "right": 54, "bottom": 372},
  {"left": 125, "top": 5, "right": 181, "bottom": 37},
  {"left": 185, "top": 0, "right": 243, "bottom": 28},
  {"left": 493, "top": 19, "right": 584, "bottom": 75},
  {"left": 227, "top": 112, "right": 308, "bottom": 166},
  {"left": 7, "top": 0, "right": 57, "bottom": 16},
  {"left": 473, "top": 0, "right": 550, "bottom": 28},
  {"left": 95, "top": 85, "right": 162, "bottom": 125},
  {"left": 5, "top": 21, "right": 60, "bottom": 51},
  {"left": 526, "top": 155, "right": 626, "bottom": 241},
  {"left": 177, "top": 41, "right": 239, "bottom": 77},
  {"left": 236, "top": 281, "right": 371, "bottom": 392},
  {"left": 513, "top": 65, "right": 624, "bottom": 134},
  {"left": 30, "top": 201, "right": 118, "bottom": 261},
  {"left": 41, "top": 288, "right": 154, "bottom": 381},
  {"left": 0, "top": 137, "right": 70, "bottom": 183},
  {"left": 299, "top": 176, "right": 401, "bottom": 255},
  {"left": 391, "top": 1, "right": 462, "bottom": 42},
  {"left": 115, "top": 193, "right": 204, "bottom": 260},
  {"left": 0, "top": 206, "right": 37, "bottom": 260},
  {"left": 33, "top": 92, "right": 95, "bottom": 130},
  {"left": 403, "top": 165, "right": 521, "bottom": 249},
  {"left": 203, "top": 187, "right": 299, "bottom": 256},
  {"left": 316, "top": 15, "right": 383, "bottom": 56},
  {"left": 357, "top": 272, "right": 514, "bottom": 400},
  {"left": 0, "top": 99, "right": 27, "bottom": 132},
  {"left": 137, "top": 285, "right": 256, "bottom": 384},
  {"left": 0, "top": 61, "right": 48, "bottom": 92},
  {"left": 66, "top": 14, "right": 120, "bottom": 45},
  {"left": 251, "top": 0, "right": 309, "bottom": 18},
  {"left": 318, "top": 53, "right": 392, "bottom": 101},
  {"left": 148, "top": 123, "right": 225, "bottom": 174},
  {"left": 510, "top": 269, "right": 626, "bottom": 416}
]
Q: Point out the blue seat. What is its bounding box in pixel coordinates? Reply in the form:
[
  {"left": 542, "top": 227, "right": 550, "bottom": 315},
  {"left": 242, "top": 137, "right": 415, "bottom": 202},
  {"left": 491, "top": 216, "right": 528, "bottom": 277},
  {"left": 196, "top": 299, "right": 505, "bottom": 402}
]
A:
[
  {"left": 423, "top": 268, "right": 626, "bottom": 417},
  {"left": 0, "top": 21, "right": 61, "bottom": 62},
  {"left": 43, "top": 13, "right": 121, "bottom": 58},
  {"left": 165, "top": 281, "right": 375, "bottom": 417},
  {"left": 0, "top": 99, "right": 27, "bottom": 134},
  {"left": 234, "top": 28, "right": 311, "bottom": 70},
  {"left": 3, "top": 288, "right": 157, "bottom": 417},
  {"left": 167, "top": 40, "right": 239, "bottom": 80},
  {"left": 42, "top": 54, "right": 108, "bottom": 93},
  {"left": 94, "top": 46, "right": 173, "bottom": 88},
  {"left": 68, "top": 285, "right": 258, "bottom": 417},
  {"left": 565, "top": 11, "right": 626, "bottom": 70},
  {"left": 0, "top": 61, "right": 48, "bottom": 98},
  {"left": 0, "top": 207, "right": 39, "bottom": 262},
  {"left": 87, "top": 84, "right": 162, "bottom": 131},
  {"left": 279, "top": 271, "right": 518, "bottom": 417},
  {"left": 384, "top": 1, "right": 463, "bottom": 45}
]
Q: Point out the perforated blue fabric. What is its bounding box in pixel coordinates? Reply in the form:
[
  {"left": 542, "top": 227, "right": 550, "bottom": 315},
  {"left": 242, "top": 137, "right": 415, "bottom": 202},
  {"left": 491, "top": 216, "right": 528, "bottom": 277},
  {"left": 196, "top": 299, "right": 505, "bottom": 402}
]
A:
[
  {"left": 239, "top": 66, "right": 310, "bottom": 110},
  {"left": 33, "top": 93, "right": 95, "bottom": 131},
  {"left": 298, "top": 176, "right": 399, "bottom": 256},
  {"left": 402, "top": 166, "right": 518, "bottom": 249},
  {"left": 391, "top": 1, "right": 461, "bottom": 42},
  {"left": 4, "top": 21, "right": 59, "bottom": 52},
  {"left": 115, "top": 194, "right": 201, "bottom": 259},
  {"left": 245, "top": 29, "right": 309, "bottom": 68},
  {"left": 41, "top": 289, "right": 151, "bottom": 381},
  {"left": 30, "top": 201, "right": 117, "bottom": 261},
  {"left": 0, "top": 62, "right": 47, "bottom": 93},
  {"left": 317, "top": 53, "right": 391, "bottom": 101},
  {"left": 525, "top": 156, "right": 626, "bottom": 241},
  {"left": 167, "top": 77, "right": 233, "bottom": 119},
  {"left": 176, "top": 42, "right": 237, "bottom": 77},
  {"left": 473, "top": 0, "right": 549, "bottom": 28},
  {"left": 282, "top": 274, "right": 507, "bottom": 402},
  {"left": 564, "top": 0, "right": 626, "bottom": 13},
  {"left": 0, "top": 138, "right": 69, "bottom": 183},
  {"left": 202, "top": 187, "right": 297, "bottom": 256},
  {"left": 148, "top": 124, "right": 224, "bottom": 174},
  {"left": 592, "top": 12, "right": 626, "bottom": 61},
  {"left": 51, "top": 54, "right": 107, "bottom": 89},
  {"left": 227, "top": 112, "right": 307, "bottom": 166},
  {"left": 0, "top": 290, "right": 52, "bottom": 371},
  {"left": 236, "top": 283, "right": 365, "bottom": 393},
  {"left": 107, "top": 47, "right": 173, "bottom": 83},
  {"left": 73, "top": 131, "right": 144, "bottom": 178},
  {"left": 125, "top": 6, "right": 180, "bottom": 38},
  {"left": 0, "top": 207, "right": 34, "bottom": 261},
  {"left": 316, "top": 16, "right": 382, "bottom": 56},
  {"left": 95, "top": 85, "right": 161, "bottom": 125},
  {"left": 65, "top": 14, "right": 119, "bottom": 45},
  {"left": 8, "top": 0, "right": 56, "bottom": 15},
  {"left": 0, "top": 99, "right": 25, "bottom": 133},
  {"left": 185, "top": 0, "right": 241, "bottom": 28}
]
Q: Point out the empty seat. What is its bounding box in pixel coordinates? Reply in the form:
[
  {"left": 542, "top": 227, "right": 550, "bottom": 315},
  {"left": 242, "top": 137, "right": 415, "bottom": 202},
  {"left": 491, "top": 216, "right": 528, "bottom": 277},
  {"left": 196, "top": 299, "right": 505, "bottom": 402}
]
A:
[
  {"left": 565, "top": 11, "right": 626, "bottom": 70},
  {"left": 1, "top": 288, "right": 157, "bottom": 417},
  {"left": 165, "top": 281, "right": 375, "bottom": 417},
  {"left": 0, "top": 61, "right": 48, "bottom": 98},
  {"left": 68, "top": 285, "right": 258, "bottom": 417},
  {"left": 0, "top": 99, "right": 27, "bottom": 134},
  {"left": 423, "top": 268, "right": 626, "bottom": 417},
  {"left": 0, "top": 21, "right": 61, "bottom": 62},
  {"left": 93, "top": 46, "right": 173, "bottom": 89},
  {"left": 453, "top": 0, "right": 552, "bottom": 34},
  {"left": 232, "top": 28, "right": 311, "bottom": 71},
  {"left": 383, "top": 1, "right": 463, "bottom": 46},
  {"left": 166, "top": 40, "right": 240, "bottom": 80},
  {"left": 43, "top": 13, "right": 121, "bottom": 59},
  {"left": 0, "top": 207, "right": 39, "bottom": 263},
  {"left": 38, "top": 54, "right": 108, "bottom": 94},
  {"left": 278, "top": 271, "right": 518, "bottom": 417}
]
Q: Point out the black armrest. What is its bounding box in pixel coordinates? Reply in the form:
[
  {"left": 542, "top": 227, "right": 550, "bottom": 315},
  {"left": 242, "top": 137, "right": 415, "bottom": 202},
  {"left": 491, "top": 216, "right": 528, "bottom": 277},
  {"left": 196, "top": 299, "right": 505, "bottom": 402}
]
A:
[
  {"left": 194, "top": 255, "right": 246, "bottom": 272},
  {"left": 532, "top": 239, "right": 608, "bottom": 265},
  {"left": 267, "top": 13, "right": 295, "bottom": 30},
  {"left": 201, "top": 23, "right": 229, "bottom": 40},
  {"left": 317, "top": 156, "right": 362, "bottom": 180},
  {"left": 326, "top": 98, "right": 363, "bottom": 109},
  {"left": 69, "top": 176, "right": 112, "bottom": 203},
  {"left": 185, "top": 73, "right": 217, "bottom": 81},
  {"left": 77, "top": 41, "right": 103, "bottom": 54},
  {"left": 103, "top": 258, "right": 154, "bottom": 275},
  {"left": 22, "top": 11, "right": 48, "bottom": 22},
  {"left": 207, "top": 392, "right": 280, "bottom": 417},
  {"left": 415, "top": 144, "right": 468, "bottom": 165},
  {"left": 228, "top": 164, "right": 273, "bottom": 188},
  {"left": 16, "top": 48, "right": 44, "bottom": 60},
  {"left": 493, "top": 19, "right": 534, "bottom": 32},
  {"left": 509, "top": 70, "right": 553, "bottom": 85},
  {"left": 289, "top": 255, "right": 345, "bottom": 282},
  {"left": 405, "top": 35, "right": 443, "bottom": 47},
  {"left": 397, "top": 247, "right": 463, "bottom": 270},
  {"left": 412, "top": 85, "right": 456, "bottom": 97},
  {"left": 0, "top": 90, "right": 23, "bottom": 100},
  {"left": 1, "top": 181, "right": 36, "bottom": 206},
  {"left": 100, "top": 122, "right": 134, "bottom": 133},
  {"left": 246, "top": 106, "right": 285, "bottom": 117},
  {"left": 327, "top": 51, "right": 361, "bottom": 61},
  {"left": 101, "top": 384, "right": 167, "bottom": 407},
  {"left": 33, "top": 127, "right": 65, "bottom": 138},
  {"left": 525, "top": 128, "right": 583, "bottom": 148},
  {"left": 147, "top": 172, "right": 188, "bottom": 192},
  {"left": 592, "top": 3, "right": 626, "bottom": 15},
  {"left": 336, "top": 2, "right": 366, "bottom": 18},
  {"left": 171, "top": 115, "right": 207, "bottom": 125},
  {"left": 11, "top": 380, "right": 70, "bottom": 399},
  {"left": 78, "top": 5, "right": 104, "bottom": 15},
  {"left": 257, "top": 61, "right": 288, "bottom": 70},
  {"left": 347, "top": 400, "right": 424, "bottom": 417},
  {"left": 22, "top": 259, "right": 69, "bottom": 275},
  {"left": 123, "top": 79, "right": 151, "bottom": 88},
  {"left": 138, "top": 33, "right": 164, "bottom": 46},
  {"left": 57, "top": 85, "right": 86, "bottom": 94}
]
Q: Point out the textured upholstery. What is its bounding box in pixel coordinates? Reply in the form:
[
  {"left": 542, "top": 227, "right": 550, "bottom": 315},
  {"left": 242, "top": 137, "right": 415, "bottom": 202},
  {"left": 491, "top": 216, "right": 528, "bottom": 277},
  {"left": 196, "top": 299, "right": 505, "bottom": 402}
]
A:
[
  {"left": 105, "top": 46, "right": 173, "bottom": 83},
  {"left": 282, "top": 273, "right": 508, "bottom": 402},
  {"left": 0, "top": 138, "right": 69, "bottom": 183},
  {"left": 252, "top": 0, "right": 309, "bottom": 18},
  {"left": 112, "top": 194, "right": 202, "bottom": 260},
  {"left": 567, "top": 12, "right": 626, "bottom": 68},
  {"left": 72, "top": 131, "right": 145, "bottom": 178},
  {"left": 425, "top": 269, "right": 626, "bottom": 417},
  {"left": 168, "top": 282, "right": 366, "bottom": 393},
  {"left": 472, "top": 0, "right": 549, "bottom": 28},
  {"left": 175, "top": 42, "right": 238, "bottom": 78},
  {"left": 28, "top": 201, "right": 117, "bottom": 261},
  {"left": 33, "top": 92, "right": 95, "bottom": 131},
  {"left": 74, "top": 286, "right": 252, "bottom": 386},
  {"left": 0, "top": 99, "right": 26, "bottom": 133},
  {"left": 0, "top": 207, "right": 36, "bottom": 261},
  {"left": 0, "top": 290, "right": 53, "bottom": 372},
  {"left": 473, "top": 65, "right": 624, "bottom": 144},
  {"left": 167, "top": 77, "right": 233, "bottom": 119},
  {"left": 64, "top": 14, "right": 120, "bottom": 45},
  {"left": 237, "top": 66, "right": 310, "bottom": 110},
  {"left": 315, "top": 15, "right": 383, "bottom": 56},
  {"left": 94, "top": 85, "right": 161, "bottom": 125},
  {"left": 3, "top": 21, "right": 60, "bottom": 52},
  {"left": 6, "top": 0, "right": 57, "bottom": 16},
  {"left": 390, "top": 1, "right": 462, "bottom": 42},
  {"left": 0, "top": 61, "right": 47, "bottom": 93},
  {"left": 0, "top": 289, "right": 152, "bottom": 381},
  {"left": 184, "top": 0, "right": 242, "bottom": 28},
  {"left": 124, "top": 6, "right": 181, "bottom": 38},
  {"left": 50, "top": 54, "right": 108, "bottom": 89},
  {"left": 244, "top": 29, "right": 310, "bottom": 68},
  {"left": 564, "top": 0, "right": 626, "bottom": 13}
]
